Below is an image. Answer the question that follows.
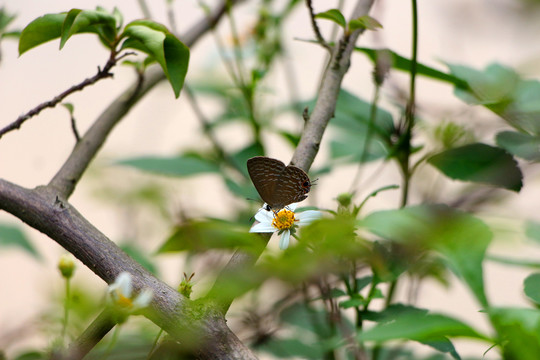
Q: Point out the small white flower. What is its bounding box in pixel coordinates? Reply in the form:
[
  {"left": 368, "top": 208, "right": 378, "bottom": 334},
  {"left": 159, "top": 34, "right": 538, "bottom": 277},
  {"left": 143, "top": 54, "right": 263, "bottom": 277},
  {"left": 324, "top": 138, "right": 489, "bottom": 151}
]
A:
[
  {"left": 108, "top": 272, "right": 153, "bottom": 314},
  {"left": 250, "top": 203, "right": 322, "bottom": 250}
]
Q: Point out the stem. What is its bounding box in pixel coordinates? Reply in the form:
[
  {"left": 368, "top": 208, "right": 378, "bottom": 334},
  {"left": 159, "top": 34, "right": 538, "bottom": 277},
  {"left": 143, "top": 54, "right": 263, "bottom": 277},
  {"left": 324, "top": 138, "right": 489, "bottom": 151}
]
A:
[
  {"left": 102, "top": 325, "right": 121, "bottom": 360},
  {"left": 147, "top": 329, "right": 164, "bottom": 360},
  {"left": 61, "top": 278, "right": 71, "bottom": 345},
  {"left": 400, "top": 0, "right": 419, "bottom": 208}
]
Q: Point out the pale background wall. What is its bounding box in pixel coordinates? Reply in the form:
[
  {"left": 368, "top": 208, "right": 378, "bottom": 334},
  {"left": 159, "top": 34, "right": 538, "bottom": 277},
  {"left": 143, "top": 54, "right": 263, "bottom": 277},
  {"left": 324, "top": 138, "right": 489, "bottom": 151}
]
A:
[{"left": 1, "top": 0, "right": 540, "bottom": 358}]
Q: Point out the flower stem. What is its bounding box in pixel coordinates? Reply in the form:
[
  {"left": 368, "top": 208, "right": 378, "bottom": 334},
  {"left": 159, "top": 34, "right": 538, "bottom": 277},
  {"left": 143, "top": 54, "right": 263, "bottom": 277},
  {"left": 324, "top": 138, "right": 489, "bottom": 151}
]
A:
[{"left": 61, "top": 277, "right": 71, "bottom": 346}]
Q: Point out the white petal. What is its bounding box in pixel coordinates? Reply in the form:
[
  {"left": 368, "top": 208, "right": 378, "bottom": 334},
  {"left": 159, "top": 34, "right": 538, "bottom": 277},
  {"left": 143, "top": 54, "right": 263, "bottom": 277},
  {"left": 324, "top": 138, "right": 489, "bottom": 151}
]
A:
[
  {"left": 254, "top": 208, "right": 274, "bottom": 223},
  {"left": 297, "top": 210, "right": 323, "bottom": 226},
  {"left": 250, "top": 222, "right": 275, "bottom": 233},
  {"left": 110, "top": 272, "right": 133, "bottom": 298},
  {"left": 286, "top": 203, "right": 298, "bottom": 211},
  {"left": 279, "top": 230, "right": 291, "bottom": 250},
  {"left": 133, "top": 289, "right": 154, "bottom": 309}
]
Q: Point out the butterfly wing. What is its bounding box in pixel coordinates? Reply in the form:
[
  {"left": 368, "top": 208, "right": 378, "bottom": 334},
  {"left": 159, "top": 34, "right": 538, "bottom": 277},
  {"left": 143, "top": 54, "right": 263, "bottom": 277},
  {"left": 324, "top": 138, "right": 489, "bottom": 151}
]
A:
[
  {"left": 272, "top": 165, "right": 311, "bottom": 208},
  {"left": 247, "top": 156, "right": 286, "bottom": 207}
]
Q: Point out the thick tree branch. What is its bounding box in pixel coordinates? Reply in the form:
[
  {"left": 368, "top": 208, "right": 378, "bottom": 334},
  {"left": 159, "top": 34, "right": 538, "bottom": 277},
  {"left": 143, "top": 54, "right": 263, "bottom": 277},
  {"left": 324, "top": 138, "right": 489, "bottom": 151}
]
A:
[
  {"left": 48, "top": 0, "right": 237, "bottom": 199},
  {"left": 0, "top": 179, "right": 256, "bottom": 359}
]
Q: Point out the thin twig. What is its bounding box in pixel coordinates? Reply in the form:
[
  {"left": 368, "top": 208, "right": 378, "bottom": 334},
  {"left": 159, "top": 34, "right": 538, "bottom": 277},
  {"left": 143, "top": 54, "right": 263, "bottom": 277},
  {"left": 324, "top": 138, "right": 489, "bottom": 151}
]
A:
[
  {"left": 0, "top": 53, "right": 121, "bottom": 139},
  {"left": 305, "top": 0, "right": 332, "bottom": 52}
]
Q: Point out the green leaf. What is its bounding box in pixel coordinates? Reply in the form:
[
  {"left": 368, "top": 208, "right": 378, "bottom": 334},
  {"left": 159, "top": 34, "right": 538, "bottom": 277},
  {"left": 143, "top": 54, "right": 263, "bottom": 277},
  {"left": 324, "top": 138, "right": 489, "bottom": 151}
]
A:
[
  {"left": 122, "top": 21, "right": 189, "bottom": 98},
  {"left": 339, "top": 297, "right": 365, "bottom": 309},
  {"left": 525, "top": 220, "right": 540, "bottom": 244},
  {"left": 119, "top": 243, "right": 158, "bottom": 275},
  {"left": 314, "top": 9, "right": 347, "bottom": 29},
  {"left": 362, "top": 205, "right": 492, "bottom": 306},
  {"left": 359, "top": 312, "right": 486, "bottom": 342},
  {"left": 60, "top": 9, "right": 117, "bottom": 49},
  {"left": 258, "top": 338, "right": 326, "bottom": 360},
  {"left": 328, "top": 89, "right": 394, "bottom": 163},
  {"left": 356, "top": 47, "right": 467, "bottom": 87},
  {"left": 19, "top": 13, "right": 66, "bottom": 55},
  {"left": 524, "top": 273, "right": 540, "bottom": 305},
  {"left": 447, "top": 63, "right": 540, "bottom": 135},
  {"left": 115, "top": 155, "right": 219, "bottom": 176},
  {"left": 349, "top": 15, "right": 382, "bottom": 31},
  {"left": 157, "top": 219, "right": 263, "bottom": 253},
  {"left": 496, "top": 131, "right": 540, "bottom": 162},
  {"left": 0, "top": 223, "right": 41, "bottom": 260},
  {"left": 428, "top": 143, "right": 523, "bottom": 192},
  {"left": 0, "top": 7, "right": 17, "bottom": 33},
  {"left": 489, "top": 307, "right": 540, "bottom": 360}
]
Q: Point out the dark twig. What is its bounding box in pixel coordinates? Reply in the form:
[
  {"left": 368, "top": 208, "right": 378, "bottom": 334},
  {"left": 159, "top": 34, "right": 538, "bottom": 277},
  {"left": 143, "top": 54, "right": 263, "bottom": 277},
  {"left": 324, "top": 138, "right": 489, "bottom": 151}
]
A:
[
  {"left": 0, "top": 52, "right": 122, "bottom": 139},
  {"left": 66, "top": 107, "right": 81, "bottom": 143},
  {"left": 305, "top": 0, "right": 332, "bottom": 52}
]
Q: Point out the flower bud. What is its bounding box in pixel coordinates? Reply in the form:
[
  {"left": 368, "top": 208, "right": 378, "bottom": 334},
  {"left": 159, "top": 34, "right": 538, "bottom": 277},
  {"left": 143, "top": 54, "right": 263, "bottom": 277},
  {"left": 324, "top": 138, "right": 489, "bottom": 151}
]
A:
[{"left": 58, "top": 253, "right": 76, "bottom": 279}]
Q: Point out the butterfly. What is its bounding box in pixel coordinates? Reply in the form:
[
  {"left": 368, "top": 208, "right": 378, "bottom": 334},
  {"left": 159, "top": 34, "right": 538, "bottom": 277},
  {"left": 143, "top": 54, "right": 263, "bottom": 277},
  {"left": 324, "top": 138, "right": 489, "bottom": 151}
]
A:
[{"left": 247, "top": 156, "right": 312, "bottom": 211}]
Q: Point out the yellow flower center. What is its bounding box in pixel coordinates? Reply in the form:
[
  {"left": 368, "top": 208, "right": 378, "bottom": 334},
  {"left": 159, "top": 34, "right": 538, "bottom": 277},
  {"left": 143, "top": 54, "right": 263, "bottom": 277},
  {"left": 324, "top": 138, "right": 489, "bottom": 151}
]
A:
[
  {"left": 115, "top": 291, "right": 134, "bottom": 309},
  {"left": 272, "top": 209, "right": 297, "bottom": 230}
]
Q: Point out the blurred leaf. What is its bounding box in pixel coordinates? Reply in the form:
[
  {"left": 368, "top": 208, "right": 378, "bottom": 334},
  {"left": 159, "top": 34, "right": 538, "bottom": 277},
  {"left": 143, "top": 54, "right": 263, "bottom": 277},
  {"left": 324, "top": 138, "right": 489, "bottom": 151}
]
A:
[
  {"left": 280, "top": 302, "right": 333, "bottom": 338},
  {"left": 356, "top": 47, "right": 467, "bottom": 87},
  {"left": 19, "top": 13, "right": 66, "bottom": 55},
  {"left": 359, "top": 312, "right": 486, "bottom": 342},
  {"left": 224, "top": 177, "right": 259, "bottom": 200},
  {"left": 14, "top": 352, "right": 45, "bottom": 360},
  {"left": 314, "top": 9, "right": 346, "bottom": 29},
  {"left": 362, "top": 205, "right": 492, "bottom": 306},
  {"left": 0, "top": 7, "right": 17, "bottom": 33},
  {"left": 115, "top": 155, "right": 219, "bottom": 177},
  {"left": 448, "top": 63, "right": 540, "bottom": 135},
  {"left": 230, "top": 143, "right": 264, "bottom": 178},
  {"left": 428, "top": 143, "right": 523, "bottom": 192},
  {"left": 277, "top": 130, "right": 301, "bottom": 147},
  {"left": 258, "top": 337, "right": 326, "bottom": 359},
  {"left": 122, "top": 20, "right": 189, "bottom": 98},
  {"left": 496, "top": 131, "right": 540, "bottom": 162},
  {"left": 327, "top": 89, "right": 394, "bottom": 163},
  {"left": 339, "top": 297, "right": 365, "bottom": 309},
  {"left": 0, "top": 223, "right": 40, "bottom": 260},
  {"left": 525, "top": 220, "right": 540, "bottom": 244},
  {"left": 487, "top": 254, "right": 540, "bottom": 269},
  {"left": 120, "top": 243, "right": 158, "bottom": 275},
  {"left": 60, "top": 8, "right": 117, "bottom": 49},
  {"left": 158, "top": 219, "right": 263, "bottom": 253},
  {"left": 524, "top": 273, "right": 540, "bottom": 305},
  {"left": 349, "top": 15, "right": 382, "bottom": 31},
  {"left": 489, "top": 307, "right": 540, "bottom": 360}
]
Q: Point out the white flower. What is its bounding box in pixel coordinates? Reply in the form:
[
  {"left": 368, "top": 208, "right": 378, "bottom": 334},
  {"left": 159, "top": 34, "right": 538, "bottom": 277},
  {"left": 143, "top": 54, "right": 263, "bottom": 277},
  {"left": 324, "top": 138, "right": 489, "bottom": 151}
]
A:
[
  {"left": 250, "top": 203, "right": 323, "bottom": 250},
  {"left": 108, "top": 272, "right": 153, "bottom": 314}
]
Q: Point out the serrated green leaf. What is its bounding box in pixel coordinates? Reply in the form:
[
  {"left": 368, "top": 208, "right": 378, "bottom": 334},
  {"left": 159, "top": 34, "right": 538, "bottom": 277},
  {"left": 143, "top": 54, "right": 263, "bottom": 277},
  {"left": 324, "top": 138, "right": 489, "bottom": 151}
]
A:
[
  {"left": 524, "top": 273, "right": 540, "bottom": 305},
  {"left": 428, "top": 143, "right": 523, "bottom": 192},
  {"left": 0, "top": 223, "right": 41, "bottom": 260},
  {"left": 496, "top": 131, "right": 540, "bottom": 162},
  {"left": 362, "top": 205, "right": 492, "bottom": 306},
  {"left": 314, "top": 9, "right": 346, "bottom": 29},
  {"left": 19, "top": 13, "right": 66, "bottom": 55},
  {"left": 115, "top": 155, "right": 219, "bottom": 176},
  {"left": 349, "top": 15, "right": 382, "bottom": 31}
]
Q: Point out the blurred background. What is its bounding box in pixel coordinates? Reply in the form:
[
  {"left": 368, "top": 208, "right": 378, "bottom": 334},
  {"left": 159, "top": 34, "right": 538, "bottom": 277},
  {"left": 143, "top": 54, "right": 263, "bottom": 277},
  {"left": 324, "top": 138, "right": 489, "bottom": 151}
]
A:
[{"left": 2, "top": 0, "right": 540, "bottom": 358}]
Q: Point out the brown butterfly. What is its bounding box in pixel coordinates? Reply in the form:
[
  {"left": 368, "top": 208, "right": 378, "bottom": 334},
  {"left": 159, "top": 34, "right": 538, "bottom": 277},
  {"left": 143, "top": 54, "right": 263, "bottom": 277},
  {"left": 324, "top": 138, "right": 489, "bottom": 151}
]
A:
[{"left": 247, "top": 156, "right": 312, "bottom": 211}]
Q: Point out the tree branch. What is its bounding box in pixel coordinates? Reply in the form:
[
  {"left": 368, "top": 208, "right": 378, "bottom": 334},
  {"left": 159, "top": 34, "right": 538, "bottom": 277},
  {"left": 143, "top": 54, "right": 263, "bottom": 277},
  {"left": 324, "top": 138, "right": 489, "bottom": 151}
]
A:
[
  {"left": 0, "top": 54, "right": 118, "bottom": 139},
  {"left": 292, "top": 0, "right": 375, "bottom": 172},
  {"left": 305, "top": 0, "right": 332, "bottom": 52},
  {"left": 48, "top": 0, "right": 238, "bottom": 199},
  {"left": 0, "top": 179, "right": 257, "bottom": 359}
]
